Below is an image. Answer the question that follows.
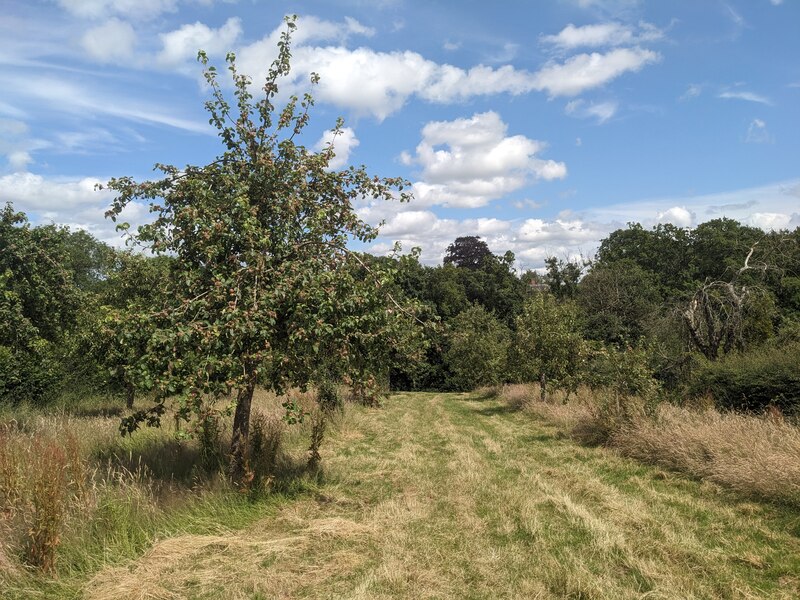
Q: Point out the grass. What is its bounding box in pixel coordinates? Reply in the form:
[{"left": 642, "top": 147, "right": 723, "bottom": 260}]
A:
[
  {"left": 506, "top": 383, "right": 800, "bottom": 507},
  {"left": 0, "top": 388, "right": 328, "bottom": 599},
  {"left": 15, "top": 390, "right": 795, "bottom": 599}
]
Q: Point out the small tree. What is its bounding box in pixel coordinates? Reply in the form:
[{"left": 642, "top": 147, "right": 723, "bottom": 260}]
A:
[
  {"left": 444, "top": 305, "right": 510, "bottom": 391},
  {"left": 443, "top": 236, "right": 493, "bottom": 270},
  {"left": 103, "top": 17, "right": 416, "bottom": 482},
  {"left": 512, "top": 294, "right": 585, "bottom": 402}
]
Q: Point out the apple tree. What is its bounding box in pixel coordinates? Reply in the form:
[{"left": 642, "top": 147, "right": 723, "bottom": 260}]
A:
[{"left": 103, "top": 16, "right": 419, "bottom": 482}]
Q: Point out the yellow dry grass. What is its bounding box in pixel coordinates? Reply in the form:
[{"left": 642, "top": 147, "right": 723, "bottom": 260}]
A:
[{"left": 82, "top": 391, "right": 800, "bottom": 599}]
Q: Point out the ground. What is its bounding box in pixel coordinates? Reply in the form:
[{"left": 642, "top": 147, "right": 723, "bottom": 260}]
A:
[{"left": 86, "top": 392, "right": 800, "bottom": 599}]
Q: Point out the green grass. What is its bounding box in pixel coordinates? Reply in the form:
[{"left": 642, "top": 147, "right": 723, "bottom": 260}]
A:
[{"left": 18, "top": 390, "right": 792, "bottom": 600}]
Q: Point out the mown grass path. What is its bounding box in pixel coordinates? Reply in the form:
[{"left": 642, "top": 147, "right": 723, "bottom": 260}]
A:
[{"left": 87, "top": 392, "right": 800, "bottom": 599}]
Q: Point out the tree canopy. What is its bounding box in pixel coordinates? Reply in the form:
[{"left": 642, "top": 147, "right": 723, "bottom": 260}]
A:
[{"left": 103, "top": 16, "right": 420, "bottom": 481}]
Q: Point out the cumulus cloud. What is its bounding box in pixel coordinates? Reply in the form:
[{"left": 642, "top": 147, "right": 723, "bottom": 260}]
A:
[
  {"left": 400, "top": 111, "right": 566, "bottom": 208},
  {"left": 158, "top": 17, "right": 242, "bottom": 69},
  {"left": 81, "top": 18, "right": 137, "bottom": 63},
  {"left": 227, "top": 17, "right": 661, "bottom": 120},
  {"left": 236, "top": 43, "right": 541, "bottom": 120},
  {"left": 748, "top": 212, "right": 791, "bottom": 230},
  {"left": 541, "top": 22, "right": 663, "bottom": 50},
  {"left": 315, "top": 126, "right": 359, "bottom": 170},
  {"left": 362, "top": 179, "right": 800, "bottom": 271},
  {"left": 532, "top": 47, "right": 660, "bottom": 97},
  {"left": 0, "top": 171, "right": 146, "bottom": 245},
  {"left": 656, "top": 206, "right": 694, "bottom": 227},
  {"left": 0, "top": 171, "right": 110, "bottom": 211}
]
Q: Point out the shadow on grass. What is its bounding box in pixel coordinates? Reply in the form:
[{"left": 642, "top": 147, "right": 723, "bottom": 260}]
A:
[{"left": 94, "top": 432, "right": 322, "bottom": 496}]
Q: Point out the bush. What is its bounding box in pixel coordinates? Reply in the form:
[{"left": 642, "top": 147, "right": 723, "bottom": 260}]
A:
[
  {"left": 444, "top": 305, "right": 510, "bottom": 391},
  {"left": 690, "top": 341, "right": 800, "bottom": 413}
]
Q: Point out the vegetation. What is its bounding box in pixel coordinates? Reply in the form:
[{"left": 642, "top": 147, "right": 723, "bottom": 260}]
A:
[
  {"left": 5, "top": 392, "right": 800, "bottom": 598},
  {"left": 1, "top": 14, "right": 799, "bottom": 599}
]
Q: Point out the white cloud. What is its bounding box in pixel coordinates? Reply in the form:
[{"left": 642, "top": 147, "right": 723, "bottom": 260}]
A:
[
  {"left": 0, "top": 171, "right": 147, "bottom": 246},
  {"left": 158, "top": 17, "right": 242, "bottom": 69},
  {"left": 514, "top": 199, "right": 544, "bottom": 210},
  {"left": 81, "top": 18, "right": 137, "bottom": 63},
  {"left": 239, "top": 44, "right": 541, "bottom": 120},
  {"left": 5, "top": 73, "right": 210, "bottom": 134},
  {"left": 0, "top": 119, "right": 47, "bottom": 171},
  {"left": 532, "top": 47, "right": 660, "bottom": 97},
  {"left": 770, "top": 0, "right": 783, "bottom": 5},
  {"left": 315, "top": 126, "right": 359, "bottom": 170},
  {"left": 745, "top": 118, "right": 773, "bottom": 143},
  {"left": 541, "top": 22, "right": 663, "bottom": 50},
  {"left": 656, "top": 206, "right": 694, "bottom": 227},
  {"left": 401, "top": 111, "right": 566, "bottom": 208},
  {"left": 718, "top": 90, "right": 772, "bottom": 105},
  {"left": 0, "top": 171, "right": 110, "bottom": 211},
  {"left": 363, "top": 179, "right": 800, "bottom": 271},
  {"left": 57, "top": 0, "right": 178, "bottom": 20},
  {"left": 8, "top": 151, "right": 33, "bottom": 170},
  {"left": 680, "top": 83, "right": 702, "bottom": 100},
  {"left": 565, "top": 99, "right": 618, "bottom": 123},
  {"left": 748, "top": 212, "right": 790, "bottom": 230},
  {"left": 190, "top": 16, "right": 665, "bottom": 120}
]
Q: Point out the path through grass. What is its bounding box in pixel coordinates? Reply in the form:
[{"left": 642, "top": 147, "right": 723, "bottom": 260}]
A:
[{"left": 86, "top": 392, "right": 800, "bottom": 599}]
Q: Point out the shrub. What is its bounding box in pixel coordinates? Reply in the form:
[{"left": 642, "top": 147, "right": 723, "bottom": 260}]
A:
[
  {"left": 690, "top": 341, "right": 800, "bottom": 413},
  {"left": 316, "top": 379, "right": 343, "bottom": 414},
  {"left": 444, "top": 305, "right": 510, "bottom": 391}
]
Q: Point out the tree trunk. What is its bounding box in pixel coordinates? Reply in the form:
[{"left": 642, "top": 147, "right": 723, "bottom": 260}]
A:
[
  {"left": 539, "top": 372, "right": 547, "bottom": 403},
  {"left": 228, "top": 374, "right": 257, "bottom": 484},
  {"left": 125, "top": 381, "right": 135, "bottom": 409}
]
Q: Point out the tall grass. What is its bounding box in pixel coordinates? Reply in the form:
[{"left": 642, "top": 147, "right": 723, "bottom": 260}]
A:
[
  {"left": 0, "top": 387, "right": 328, "bottom": 594},
  {"left": 499, "top": 383, "right": 800, "bottom": 506}
]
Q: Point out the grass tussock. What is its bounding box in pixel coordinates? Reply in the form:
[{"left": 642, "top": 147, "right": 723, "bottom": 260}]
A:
[{"left": 500, "top": 383, "right": 800, "bottom": 506}]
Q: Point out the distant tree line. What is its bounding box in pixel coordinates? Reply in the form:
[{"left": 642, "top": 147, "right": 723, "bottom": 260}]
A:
[{"left": 2, "top": 212, "right": 799, "bottom": 413}]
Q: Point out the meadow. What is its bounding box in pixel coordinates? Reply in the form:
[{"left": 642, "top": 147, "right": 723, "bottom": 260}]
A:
[{"left": 2, "top": 388, "right": 799, "bottom": 599}]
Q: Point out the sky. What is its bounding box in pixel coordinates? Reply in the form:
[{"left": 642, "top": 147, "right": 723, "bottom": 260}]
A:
[{"left": 1, "top": 0, "right": 799, "bottom": 271}]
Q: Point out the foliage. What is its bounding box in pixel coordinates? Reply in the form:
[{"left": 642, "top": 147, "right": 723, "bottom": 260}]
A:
[
  {"left": 443, "top": 235, "right": 493, "bottom": 270},
  {"left": 689, "top": 341, "right": 800, "bottom": 413},
  {"left": 511, "top": 294, "right": 586, "bottom": 401},
  {"left": 544, "top": 256, "right": 584, "bottom": 300},
  {"left": 102, "top": 17, "right": 418, "bottom": 480},
  {"left": 444, "top": 305, "right": 510, "bottom": 391},
  {"left": 583, "top": 343, "right": 661, "bottom": 405},
  {"left": 0, "top": 205, "right": 87, "bottom": 404},
  {"left": 578, "top": 259, "right": 661, "bottom": 345},
  {"left": 595, "top": 222, "right": 694, "bottom": 297}
]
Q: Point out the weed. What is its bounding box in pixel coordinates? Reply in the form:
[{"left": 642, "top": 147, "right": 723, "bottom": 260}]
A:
[
  {"left": 248, "top": 410, "right": 284, "bottom": 489},
  {"left": 307, "top": 409, "right": 326, "bottom": 471}
]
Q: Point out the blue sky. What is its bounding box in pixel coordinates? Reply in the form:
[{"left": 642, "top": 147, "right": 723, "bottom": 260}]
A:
[{"left": 1, "top": 0, "right": 798, "bottom": 270}]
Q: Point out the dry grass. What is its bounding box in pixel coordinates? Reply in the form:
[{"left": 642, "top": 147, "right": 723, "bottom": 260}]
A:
[
  {"left": 0, "top": 387, "right": 325, "bottom": 591},
  {"left": 502, "top": 383, "right": 800, "bottom": 506},
  {"left": 81, "top": 391, "right": 800, "bottom": 599},
  {"left": 615, "top": 405, "right": 800, "bottom": 505}
]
